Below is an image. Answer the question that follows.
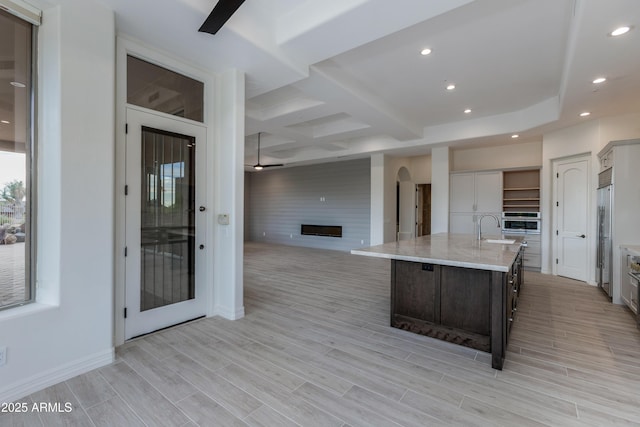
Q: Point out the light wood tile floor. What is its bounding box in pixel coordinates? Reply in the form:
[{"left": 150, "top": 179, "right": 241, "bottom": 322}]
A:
[{"left": 3, "top": 242, "right": 640, "bottom": 426}]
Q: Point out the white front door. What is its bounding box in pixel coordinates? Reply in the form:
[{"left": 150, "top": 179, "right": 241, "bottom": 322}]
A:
[
  {"left": 125, "top": 108, "right": 207, "bottom": 339},
  {"left": 555, "top": 156, "right": 590, "bottom": 281}
]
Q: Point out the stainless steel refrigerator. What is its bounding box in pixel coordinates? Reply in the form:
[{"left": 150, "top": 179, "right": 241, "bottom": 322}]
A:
[{"left": 596, "top": 168, "right": 613, "bottom": 298}]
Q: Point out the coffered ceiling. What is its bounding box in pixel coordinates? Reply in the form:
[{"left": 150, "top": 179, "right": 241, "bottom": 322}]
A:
[{"left": 80, "top": 0, "right": 640, "bottom": 167}]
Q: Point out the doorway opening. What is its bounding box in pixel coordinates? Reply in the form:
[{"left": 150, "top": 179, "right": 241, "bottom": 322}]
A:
[{"left": 416, "top": 184, "right": 431, "bottom": 237}]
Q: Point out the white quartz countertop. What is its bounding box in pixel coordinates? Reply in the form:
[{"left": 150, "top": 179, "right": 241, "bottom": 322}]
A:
[{"left": 351, "top": 233, "right": 524, "bottom": 272}]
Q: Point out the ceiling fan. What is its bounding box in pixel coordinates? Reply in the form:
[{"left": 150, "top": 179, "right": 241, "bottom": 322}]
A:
[
  {"left": 250, "top": 133, "right": 284, "bottom": 170},
  {"left": 199, "top": 0, "right": 246, "bottom": 35}
]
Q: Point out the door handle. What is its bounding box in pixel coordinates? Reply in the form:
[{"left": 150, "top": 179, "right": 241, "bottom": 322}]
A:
[
  {"left": 199, "top": 206, "right": 206, "bottom": 212},
  {"left": 578, "top": 234, "right": 586, "bottom": 238},
  {"left": 199, "top": 244, "right": 204, "bottom": 250}
]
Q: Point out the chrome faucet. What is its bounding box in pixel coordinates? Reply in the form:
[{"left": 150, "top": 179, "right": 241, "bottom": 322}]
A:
[{"left": 477, "top": 214, "right": 500, "bottom": 240}]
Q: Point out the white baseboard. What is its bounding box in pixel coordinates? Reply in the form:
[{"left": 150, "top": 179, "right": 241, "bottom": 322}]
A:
[
  {"left": 0, "top": 347, "right": 114, "bottom": 403},
  {"left": 212, "top": 305, "right": 245, "bottom": 320}
]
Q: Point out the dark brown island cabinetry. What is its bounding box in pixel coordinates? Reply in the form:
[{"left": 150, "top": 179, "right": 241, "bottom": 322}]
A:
[{"left": 390, "top": 248, "right": 523, "bottom": 370}]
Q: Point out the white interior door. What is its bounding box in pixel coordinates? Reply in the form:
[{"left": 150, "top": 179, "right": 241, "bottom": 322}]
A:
[
  {"left": 125, "top": 108, "right": 207, "bottom": 339},
  {"left": 555, "top": 157, "right": 589, "bottom": 281}
]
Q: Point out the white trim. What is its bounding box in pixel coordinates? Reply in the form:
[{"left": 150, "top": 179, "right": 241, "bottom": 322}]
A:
[
  {"left": 0, "top": 302, "right": 55, "bottom": 322},
  {"left": 0, "top": 348, "right": 114, "bottom": 403},
  {"left": 0, "top": 0, "right": 41, "bottom": 25},
  {"left": 213, "top": 305, "right": 245, "bottom": 320},
  {"left": 114, "top": 36, "right": 217, "bottom": 346}
]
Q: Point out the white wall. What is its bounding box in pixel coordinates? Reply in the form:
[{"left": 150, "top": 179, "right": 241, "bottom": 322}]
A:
[
  {"left": 541, "top": 112, "right": 640, "bottom": 280},
  {"left": 0, "top": 0, "right": 115, "bottom": 402},
  {"left": 431, "top": 147, "right": 450, "bottom": 233},
  {"left": 452, "top": 140, "right": 542, "bottom": 171},
  {"left": 0, "top": 0, "right": 247, "bottom": 402},
  {"left": 244, "top": 171, "right": 252, "bottom": 240},
  {"left": 398, "top": 180, "right": 415, "bottom": 240},
  {"left": 409, "top": 155, "right": 432, "bottom": 183},
  {"left": 370, "top": 154, "right": 385, "bottom": 245},
  {"left": 599, "top": 112, "right": 640, "bottom": 150},
  {"left": 382, "top": 157, "right": 407, "bottom": 242},
  {"left": 213, "top": 69, "right": 245, "bottom": 320},
  {"left": 246, "top": 159, "right": 371, "bottom": 251},
  {"left": 369, "top": 152, "right": 433, "bottom": 243}
]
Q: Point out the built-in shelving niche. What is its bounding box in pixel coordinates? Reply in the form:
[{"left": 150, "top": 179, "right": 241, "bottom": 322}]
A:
[{"left": 503, "top": 169, "right": 540, "bottom": 212}]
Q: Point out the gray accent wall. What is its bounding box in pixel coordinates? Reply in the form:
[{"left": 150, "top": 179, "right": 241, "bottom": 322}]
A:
[{"left": 245, "top": 158, "right": 371, "bottom": 251}]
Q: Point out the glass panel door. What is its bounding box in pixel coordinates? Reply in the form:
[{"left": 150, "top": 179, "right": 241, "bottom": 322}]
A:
[
  {"left": 125, "top": 108, "right": 206, "bottom": 339},
  {"left": 140, "top": 126, "right": 195, "bottom": 311}
]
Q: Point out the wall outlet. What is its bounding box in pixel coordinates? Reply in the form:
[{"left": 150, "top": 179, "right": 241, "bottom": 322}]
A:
[
  {"left": 361, "top": 240, "right": 364, "bottom": 244},
  {"left": 262, "top": 232, "right": 266, "bottom": 236},
  {"left": 0, "top": 346, "right": 7, "bottom": 366},
  {"left": 290, "top": 234, "right": 293, "bottom": 238}
]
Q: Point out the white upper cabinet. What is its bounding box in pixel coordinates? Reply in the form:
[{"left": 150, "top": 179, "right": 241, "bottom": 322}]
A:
[
  {"left": 475, "top": 172, "right": 503, "bottom": 212},
  {"left": 450, "top": 171, "right": 502, "bottom": 213},
  {"left": 450, "top": 173, "right": 476, "bottom": 212}
]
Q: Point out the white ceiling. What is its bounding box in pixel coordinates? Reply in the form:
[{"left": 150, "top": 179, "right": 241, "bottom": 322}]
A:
[{"left": 96, "top": 0, "right": 640, "bottom": 168}]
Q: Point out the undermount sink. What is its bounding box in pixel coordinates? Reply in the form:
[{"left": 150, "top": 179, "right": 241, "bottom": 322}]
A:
[{"left": 484, "top": 239, "right": 516, "bottom": 244}]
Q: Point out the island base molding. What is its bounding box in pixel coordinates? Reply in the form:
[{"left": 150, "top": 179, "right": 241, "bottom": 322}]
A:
[{"left": 392, "top": 314, "right": 490, "bottom": 352}]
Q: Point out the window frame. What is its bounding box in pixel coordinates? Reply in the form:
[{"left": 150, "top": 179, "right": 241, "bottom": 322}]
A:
[{"left": 0, "top": 5, "right": 38, "bottom": 311}]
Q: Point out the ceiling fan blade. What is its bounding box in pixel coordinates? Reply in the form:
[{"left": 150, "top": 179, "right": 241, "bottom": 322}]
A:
[
  {"left": 262, "top": 163, "right": 284, "bottom": 168},
  {"left": 199, "top": 0, "right": 246, "bottom": 35}
]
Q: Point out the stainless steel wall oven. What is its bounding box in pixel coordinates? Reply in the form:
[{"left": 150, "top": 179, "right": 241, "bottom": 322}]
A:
[{"left": 502, "top": 212, "right": 541, "bottom": 234}]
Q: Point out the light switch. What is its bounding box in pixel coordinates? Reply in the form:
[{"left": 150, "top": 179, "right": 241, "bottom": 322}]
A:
[{"left": 217, "top": 214, "right": 230, "bottom": 225}]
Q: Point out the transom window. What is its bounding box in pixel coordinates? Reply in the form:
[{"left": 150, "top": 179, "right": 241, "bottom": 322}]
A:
[{"left": 127, "top": 55, "right": 204, "bottom": 122}]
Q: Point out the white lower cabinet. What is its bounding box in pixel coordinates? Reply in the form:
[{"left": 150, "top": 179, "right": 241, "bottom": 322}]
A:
[
  {"left": 504, "top": 232, "right": 541, "bottom": 271},
  {"left": 620, "top": 246, "right": 640, "bottom": 314}
]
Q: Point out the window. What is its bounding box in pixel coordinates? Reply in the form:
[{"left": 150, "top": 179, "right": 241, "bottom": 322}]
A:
[
  {"left": 127, "top": 55, "right": 204, "bottom": 122},
  {"left": 0, "top": 6, "right": 35, "bottom": 310}
]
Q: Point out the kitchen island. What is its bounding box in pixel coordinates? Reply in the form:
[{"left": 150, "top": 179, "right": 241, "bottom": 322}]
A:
[{"left": 351, "top": 233, "right": 524, "bottom": 370}]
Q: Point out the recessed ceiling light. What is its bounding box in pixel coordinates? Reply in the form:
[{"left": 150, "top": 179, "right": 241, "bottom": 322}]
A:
[
  {"left": 0, "top": 120, "right": 9, "bottom": 124},
  {"left": 580, "top": 111, "right": 591, "bottom": 117},
  {"left": 610, "top": 26, "right": 631, "bottom": 36},
  {"left": 420, "top": 48, "right": 432, "bottom": 56},
  {"left": 446, "top": 84, "right": 456, "bottom": 91},
  {"left": 10, "top": 81, "right": 25, "bottom": 88},
  {"left": 511, "top": 134, "right": 519, "bottom": 139},
  {"left": 464, "top": 109, "right": 472, "bottom": 114},
  {"left": 592, "top": 77, "right": 607, "bottom": 84}
]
